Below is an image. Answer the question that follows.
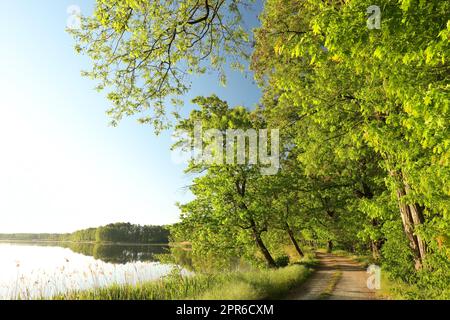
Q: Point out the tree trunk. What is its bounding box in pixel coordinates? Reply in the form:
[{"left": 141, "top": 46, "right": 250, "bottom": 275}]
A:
[
  {"left": 252, "top": 228, "right": 277, "bottom": 268},
  {"left": 405, "top": 183, "right": 427, "bottom": 265},
  {"left": 286, "top": 223, "right": 304, "bottom": 257},
  {"left": 371, "top": 240, "right": 382, "bottom": 261},
  {"left": 327, "top": 240, "right": 333, "bottom": 253},
  {"left": 249, "top": 218, "right": 276, "bottom": 268},
  {"left": 370, "top": 219, "right": 384, "bottom": 261},
  {"left": 393, "top": 172, "right": 426, "bottom": 270}
]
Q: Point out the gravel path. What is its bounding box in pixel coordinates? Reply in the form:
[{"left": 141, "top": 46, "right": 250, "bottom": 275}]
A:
[{"left": 287, "top": 253, "right": 378, "bottom": 300}]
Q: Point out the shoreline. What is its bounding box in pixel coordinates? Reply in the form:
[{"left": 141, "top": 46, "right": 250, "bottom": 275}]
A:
[
  {"left": 0, "top": 239, "right": 170, "bottom": 246},
  {"left": 52, "top": 264, "right": 312, "bottom": 300}
]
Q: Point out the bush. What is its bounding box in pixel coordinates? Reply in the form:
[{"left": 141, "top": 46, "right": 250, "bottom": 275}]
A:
[
  {"left": 381, "top": 221, "right": 416, "bottom": 283},
  {"left": 274, "top": 255, "right": 290, "bottom": 267}
]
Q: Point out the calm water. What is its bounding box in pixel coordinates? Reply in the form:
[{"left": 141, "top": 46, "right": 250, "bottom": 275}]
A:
[{"left": 0, "top": 242, "right": 178, "bottom": 299}]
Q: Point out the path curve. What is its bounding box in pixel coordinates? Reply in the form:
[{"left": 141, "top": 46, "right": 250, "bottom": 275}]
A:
[{"left": 288, "top": 253, "right": 378, "bottom": 300}]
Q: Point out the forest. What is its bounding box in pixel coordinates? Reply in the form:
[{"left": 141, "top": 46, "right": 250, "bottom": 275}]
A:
[
  {"left": 0, "top": 223, "right": 169, "bottom": 244},
  {"left": 68, "top": 0, "right": 449, "bottom": 299}
]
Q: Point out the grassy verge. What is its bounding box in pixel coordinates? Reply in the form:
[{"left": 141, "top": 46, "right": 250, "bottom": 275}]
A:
[
  {"left": 376, "top": 271, "right": 404, "bottom": 300},
  {"left": 326, "top": 250, "right": 446, "bottom": 300},
  {"left": 53, "top": 264, "right": 312, "bottom": 300},
  {"left": 329, "top": 250, "right": 374, "bottom": 268},
  {"left": 318, "top": 270, "right": 342, "bottom": 299},
  {"left": 376, "top": 270, "right": 435, "bottom": 300},
  {"left": 376, "top": 270, "right": 448, "bottom": 300}
]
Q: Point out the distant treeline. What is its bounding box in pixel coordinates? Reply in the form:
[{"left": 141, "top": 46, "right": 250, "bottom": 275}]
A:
[{"left": 0, "top": 223, "right": 169, "bottom": 244}]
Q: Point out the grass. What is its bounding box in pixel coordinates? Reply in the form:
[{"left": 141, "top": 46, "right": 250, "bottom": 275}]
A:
[
  {"left": 326, "top": 250, "right": 448, "bottom": 300},
  {"left": 197, "top": 264, "right": 312, "bottom": 300},
  {"left": 376, "top": 270, "right": 450, "bottom": 300},
  {"left": 377, "top": 271, "right": 404, "bottom": 300},
  {"left": 53, "top": 272, "right": 217, "bottom": 300},
  {"left": 52, "top": 264, "right": 312, "bottom": 300},
  {"left": 375, "top": 270, "right": 433, "bottom": 300},
  {"left": 306, "top": 248, "right": 450, "bottom": 300},
  {"left": 330, "top": 250, "right": 374, "bottom": 268},
  {"left": 318, "top": 270, "right": 342, "bottom": 299},
  {"left": 325, "top": 249, "right": 445, "bottom": 300}
]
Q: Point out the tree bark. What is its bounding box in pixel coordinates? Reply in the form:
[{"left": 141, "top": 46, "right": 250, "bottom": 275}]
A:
[
  {"left": 286, "top": 222, "right": 304, "bottom": 257},
  {"left": 393, "top": 171, "right": 426, "bottom": 270},
  {"left": 371, "top": 240, "right": 383, "bottom": 261},
  {"left": 405, "top": 183, "right": 427, "bottom": 264},
  {"left": 370, "top": 219, "right": 384, "bottom": 261},
  {"left": 249, "top": 218, "right": 276, "bottom": 268},
  {"left": 327, "top": 240, "right": 333, "bottom": 253},
  {"left": 253, "top": 228, "right": 277, "bottom": 268},
  {"left": 235, "top": 177, "right": 276, "bottom": 268}
]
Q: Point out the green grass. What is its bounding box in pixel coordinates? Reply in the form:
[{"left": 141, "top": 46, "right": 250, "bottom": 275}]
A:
[
  {"left": 313, "top": 249, "right": 450, "bottom": 300},
  {"left": 53, "top": 264, "right": 312, "bottom": 300},
  {"left": 329, "top": 250, "right": 450, "bottom": 300},
  {"left": 376, "top": 270, "right": 430, "bottom": 300},
  {"left": 330, "top": 250, "right": 374, "bottom": 268},
  {"left": 377, "top": 270, "right": 450, "bottom": 300},
  {"left": 198, "top": 265, "right": 312, "bottom": 300},
  {"left": 377, "top": 271, "right": 405, "bottom": 300},
  {"left": 318, "top": 270, "right": 342, "bottom": 299}
]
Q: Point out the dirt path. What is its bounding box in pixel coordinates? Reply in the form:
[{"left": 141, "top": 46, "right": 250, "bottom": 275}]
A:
[{"left": 287, "top": 253, "right": 378, "bottom": 300}]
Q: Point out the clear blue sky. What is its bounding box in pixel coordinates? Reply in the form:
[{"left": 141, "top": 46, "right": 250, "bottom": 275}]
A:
[{"left": 0, "top": 1, "right": 262, "bottom": 233}]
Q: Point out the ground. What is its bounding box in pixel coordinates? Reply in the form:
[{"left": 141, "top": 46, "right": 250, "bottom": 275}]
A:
[{"left": 288, "top": 253, "right": 378, "bottom": 300}]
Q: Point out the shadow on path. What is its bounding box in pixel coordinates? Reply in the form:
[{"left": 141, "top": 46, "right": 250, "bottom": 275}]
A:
[{"left": 287, "top": 253, "right": 378, "bottom": 300}]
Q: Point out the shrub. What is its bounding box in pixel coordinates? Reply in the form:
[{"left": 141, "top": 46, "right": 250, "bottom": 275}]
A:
[{"left": 274, "top": 255, "right": 290, "bottom": 267}]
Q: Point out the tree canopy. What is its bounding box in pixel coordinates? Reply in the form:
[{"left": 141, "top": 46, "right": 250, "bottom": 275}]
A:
[
  {"left": 74, "top": 0, "right": 450, "bottom": 298},
  {"left": 0, "top": 223, "right": 169, "bottom": 244},
  {"left": 71, "top": 0, "right": 254, "bottom": 130}
]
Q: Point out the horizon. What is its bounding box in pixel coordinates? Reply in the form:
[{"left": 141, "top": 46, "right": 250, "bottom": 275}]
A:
[
  {"left": 0, "top": 0, "right": 447, "bottom": 303},
  {"left": 0, "top": 221, "right": 172, "bottom": 235},
  {"left": 0, "top": 1, "right": 262, "bottom": 234}
]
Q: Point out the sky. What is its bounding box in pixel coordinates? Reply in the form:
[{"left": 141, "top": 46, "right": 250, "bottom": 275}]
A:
[{"left": 0, "top": 1, "right": 262, "bottom": 233}]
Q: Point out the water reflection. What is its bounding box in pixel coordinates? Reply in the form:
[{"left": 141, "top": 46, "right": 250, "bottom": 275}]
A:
[
  {"left": 0, "top": 242, "right": 174, "bottom": 299},
  {"left": 63, "top": 242, "right": 168, "bottom": 264},
  {"left": 6, "top": 242, "right": 169, "bottom": 264}
]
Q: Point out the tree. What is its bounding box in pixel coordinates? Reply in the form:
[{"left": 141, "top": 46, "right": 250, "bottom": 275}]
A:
[
  {"left": 252, "top": 0, "right": 449, "bottom": 273},
  {"left": 255, "top": 170, "right": 305, "bottom": 258},
  {"left": 173, "top": 95, "right": 279, "bottom": 267},
  {"left": 73, "top": 0, "right": 450, "bottom": 297},
  {"left": 70, "top": 0, "right": 254, "bottom": 130}
]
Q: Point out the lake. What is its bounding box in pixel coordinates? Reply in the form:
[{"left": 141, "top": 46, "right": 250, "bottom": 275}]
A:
[{"left": 0, "top": 242, "right": 179, "bottom": 299}]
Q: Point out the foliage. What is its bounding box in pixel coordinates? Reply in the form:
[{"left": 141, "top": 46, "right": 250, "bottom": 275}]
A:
[
  {"left": 0, "top": 223, "right": 169, "bottom": 244},
  {"left": 274, "top": 255, "right": 290, "bottom": 268},
  {"left": 74, "top": 0, "right": 450, "bottom": 299},
  {"left": 251, "top": 0, "right": 449, "bottom": 295},
  {"left": 94, "top": 222, "right": 169, "bottom": 243},
  {"left": 70, "top": 0, "right": 254, "bottom": 130}
]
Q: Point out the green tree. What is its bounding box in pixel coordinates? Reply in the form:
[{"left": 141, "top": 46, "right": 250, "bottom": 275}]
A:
[
  {"left": 73, "top": 0, "right": 450, "bottom": 297},
  {"left": 70, "top": 0, "right": 253, "bottom": 130},
  {"left": 252, "top": 0, "right": 449, "bottom": 275},
  {"left": 173, "top": 95, "right": 280, "bottom": 267}
]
